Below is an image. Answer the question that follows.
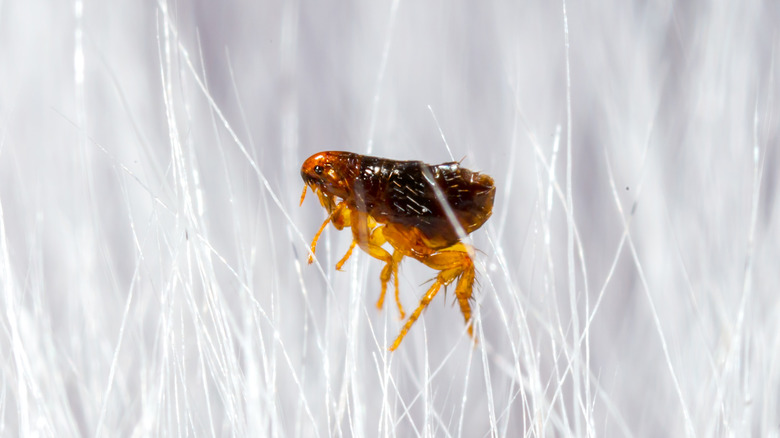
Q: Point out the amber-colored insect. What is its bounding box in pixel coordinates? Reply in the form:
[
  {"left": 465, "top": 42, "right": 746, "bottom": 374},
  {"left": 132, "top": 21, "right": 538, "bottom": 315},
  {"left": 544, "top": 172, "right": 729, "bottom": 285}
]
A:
[{"left": 300, "top": 151, "right": 495, "bottom": 351}]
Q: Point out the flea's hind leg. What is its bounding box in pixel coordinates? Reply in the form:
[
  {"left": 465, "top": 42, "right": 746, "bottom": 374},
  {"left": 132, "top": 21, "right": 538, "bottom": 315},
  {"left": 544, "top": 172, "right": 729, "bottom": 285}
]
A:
[
  {"left": 420, "top": 244, "right": 476, "bottom": 333},
  {"left": 389, "top": 245, "right": 476, "bottom": 351},
  {"left": 389, "top": 268, "right": 452, "bottom": 351}
]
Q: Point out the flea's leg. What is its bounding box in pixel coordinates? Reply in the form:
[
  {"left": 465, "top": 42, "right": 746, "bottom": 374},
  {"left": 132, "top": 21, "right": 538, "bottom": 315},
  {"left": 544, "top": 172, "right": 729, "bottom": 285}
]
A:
[
  {"left": 307, "top": 202, "right": 350, "bottom": 264},
  {"left": 337, "top": 222, "right": 380, "bottom": 271},
  {"left": 329, "top": 201, "right": 352, "bottom": 230},
  {"left": 419, "top": 245, "right": 476, "bottom": 337},
  {"left": 389, "top": 271, "right": 446, "bottom": 351},
  {"left": 390, "top": 245, "right": 476, "bottom": 351},
  {"left": 379, "top": 249, "right": 405, "bottom": 318},
  {"left": 390, "top": 249, "right": 405, "bottom": 318},
  {"left": 335, "top": 240, "right": 357, "bottom": 271},
  {"left": 307, "top": 216, "right": 331, "bottom": 264},
  {"left": 348, "top": 214, "right": 401, "bottom": 314}
]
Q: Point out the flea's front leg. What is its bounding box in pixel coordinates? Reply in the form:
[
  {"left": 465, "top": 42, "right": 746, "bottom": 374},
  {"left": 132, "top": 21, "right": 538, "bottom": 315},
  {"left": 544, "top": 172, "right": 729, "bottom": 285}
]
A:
[{"left": 307, "top": 202, "right": 350, "bottom": 264}]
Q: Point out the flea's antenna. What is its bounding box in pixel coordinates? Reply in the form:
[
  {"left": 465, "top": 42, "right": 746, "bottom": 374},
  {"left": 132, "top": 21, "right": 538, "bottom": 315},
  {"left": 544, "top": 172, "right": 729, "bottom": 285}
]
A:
[{"left": 299, "top": 185, "right": 308, "bottom": 206}]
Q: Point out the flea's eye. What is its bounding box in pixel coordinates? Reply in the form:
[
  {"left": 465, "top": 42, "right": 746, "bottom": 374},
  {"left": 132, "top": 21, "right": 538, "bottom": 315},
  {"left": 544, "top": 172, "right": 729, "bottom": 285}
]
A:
[{"left": 314, "top": 165, "right": 324, "bottom": 175}]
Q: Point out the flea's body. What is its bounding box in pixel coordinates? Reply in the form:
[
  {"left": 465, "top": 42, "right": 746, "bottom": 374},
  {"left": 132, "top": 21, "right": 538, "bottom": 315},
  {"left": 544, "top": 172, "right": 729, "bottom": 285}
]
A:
[{"left": 300, "top": 151, "right": 495, "bottom": 350}]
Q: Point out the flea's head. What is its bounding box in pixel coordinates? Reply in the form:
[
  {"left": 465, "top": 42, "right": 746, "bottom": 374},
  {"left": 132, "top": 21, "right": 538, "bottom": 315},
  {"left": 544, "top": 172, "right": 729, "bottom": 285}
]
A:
[{"left": 300, "top": 151, "right": 356, "bottom": 206}]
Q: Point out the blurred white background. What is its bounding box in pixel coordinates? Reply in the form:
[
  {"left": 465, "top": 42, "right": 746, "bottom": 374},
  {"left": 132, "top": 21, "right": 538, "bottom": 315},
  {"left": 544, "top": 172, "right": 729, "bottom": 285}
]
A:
[{"left": 0, "top": 0, "right": 778, "bottom": 436}]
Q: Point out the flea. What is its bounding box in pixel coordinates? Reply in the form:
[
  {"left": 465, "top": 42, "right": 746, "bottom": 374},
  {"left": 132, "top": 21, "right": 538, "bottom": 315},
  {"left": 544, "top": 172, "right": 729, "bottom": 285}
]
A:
[{"left": 300, "top": 151, "right": 495, "bottom": 350}]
